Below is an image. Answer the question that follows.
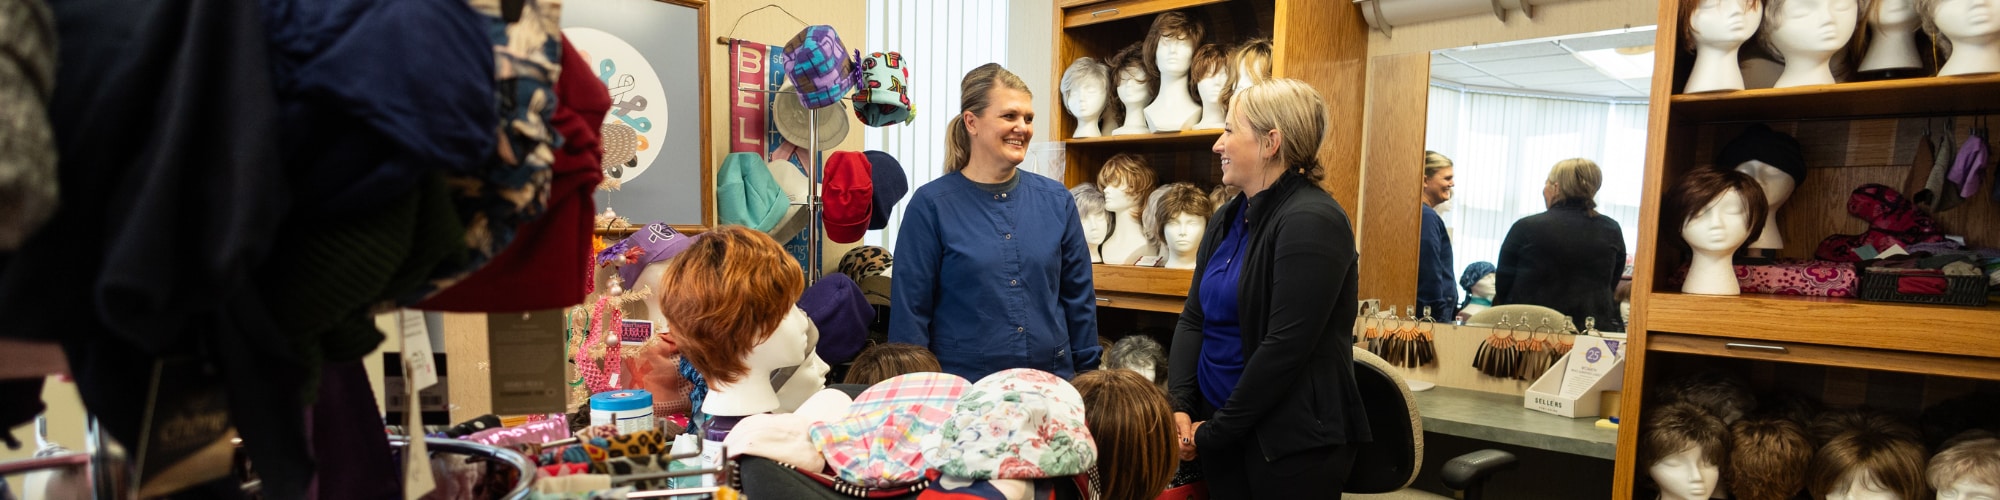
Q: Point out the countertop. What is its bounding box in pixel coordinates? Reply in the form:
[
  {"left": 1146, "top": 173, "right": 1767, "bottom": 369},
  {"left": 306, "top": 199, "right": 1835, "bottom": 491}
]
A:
[{"left": 1412, "top": 385, "right": 1618, "bottom": 460}]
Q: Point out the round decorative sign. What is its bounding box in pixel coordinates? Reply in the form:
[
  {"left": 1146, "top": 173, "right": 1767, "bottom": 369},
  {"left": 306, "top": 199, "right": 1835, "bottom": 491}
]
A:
[{"left": 564, "top": 27, "right": 668, "bottom": 182}]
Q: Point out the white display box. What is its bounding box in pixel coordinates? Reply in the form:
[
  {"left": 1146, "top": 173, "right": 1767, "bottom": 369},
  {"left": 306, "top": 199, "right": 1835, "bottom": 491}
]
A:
[{"left": 1524, "top": 336, "right": 1626, "bottom": 418}]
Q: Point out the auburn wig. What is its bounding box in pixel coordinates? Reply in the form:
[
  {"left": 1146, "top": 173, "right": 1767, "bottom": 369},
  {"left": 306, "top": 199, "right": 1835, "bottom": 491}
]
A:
[{"left": 656, "top": 225, "right": 804, "bottom": 385}]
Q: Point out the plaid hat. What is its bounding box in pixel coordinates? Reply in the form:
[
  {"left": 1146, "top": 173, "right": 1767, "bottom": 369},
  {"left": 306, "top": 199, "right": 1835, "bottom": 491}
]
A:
[
  {"left": 784, "top": 25, "right": 855, "bottom": 110},
  {"left": 812, "top": 373, "right": 972, "bottom": 488},
  {"left": 824, "top": 151, "right": 875, "bottom": 244},
  {"left": 865, "top": 151, "right": 908, "bottom": 230},
  {"left": 613, "top": 223, "right": 700, "bottom": 289},
  {"left": 767, "top": 158, "right": 812, "bottom": 242},
  {"left": 850, "top": 51, "right": 915, "bottom": 127},
  {"left": 924, "top": 369, "right": 1097, "bottom": 481},
  {"left": 719, "top": 152, "right": 789, "bottom": 232},
  {"left": 799, "top": 274, "right": 873, "bottom": 364},
  {"left": 726, "top": 388, "right": 854, "bottom": 471}
]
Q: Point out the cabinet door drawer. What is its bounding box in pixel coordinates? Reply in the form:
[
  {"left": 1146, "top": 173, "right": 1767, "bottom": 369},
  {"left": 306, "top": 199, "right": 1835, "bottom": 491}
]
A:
[
  {"left": 1647, "top": 333, "right": 2000, "bottom": 382},
  {"left": 1061, "top": 0, "right": 1230, "bottom": 28}
]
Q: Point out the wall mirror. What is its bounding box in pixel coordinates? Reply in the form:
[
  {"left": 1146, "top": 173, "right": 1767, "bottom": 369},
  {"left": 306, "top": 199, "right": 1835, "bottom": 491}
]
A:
[{"left": 1415, "top": 27, "right": 1656, "bottom": 334}]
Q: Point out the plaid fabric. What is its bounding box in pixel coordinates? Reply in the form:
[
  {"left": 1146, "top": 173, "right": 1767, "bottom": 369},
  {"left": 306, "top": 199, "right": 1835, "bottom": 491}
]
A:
[
  {"left": 925, "top": 369, "right": 1097, "bottom": 481},
  {"left": 847, "top": 372, "right": 968, "bottom": 416},
  {"left": 783, "top": 25, "right": 853, "bottom": 109},
  {"left": 810, "top": 373, "right": 970, "bottom": 488}
]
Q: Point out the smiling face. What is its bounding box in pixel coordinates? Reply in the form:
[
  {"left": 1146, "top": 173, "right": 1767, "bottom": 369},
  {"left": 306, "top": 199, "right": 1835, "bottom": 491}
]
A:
[
  {"left": 1116, "top": 66, "right": 1150, "bottom": 104},
  {"left": 1682, "top": 189, "right": 1751, "bottom": 254},
  {"left": 964, "top": 85, "right": 1035, "bottom": 167},
  {"left": 1082, "top": 211, "right": 1109, "bottom": 244},
  {"left": 1156, "top": 37, "right": 1195, "bottom": 76},
  {"left": 1771, "top": 0, "right": 1860, "bottom": 55},
  {"left": 1423, "top": 166, "right": 1455, "bottom": 206},
  {"left": 1213, "top": 106, "right": 1274, "bottom": 189},
  {"left": 1648, "top": 446, "right": 1722, "bottom": 500},
  {"left": 1934, "top": 0, "right": 2000, "bottom": 41},
  {"left": 1691, "top": 0, "right": 1762, "bottom": 45},
  {"left": 1164, "top": 213, "right": 1205, "bottom": 253}
]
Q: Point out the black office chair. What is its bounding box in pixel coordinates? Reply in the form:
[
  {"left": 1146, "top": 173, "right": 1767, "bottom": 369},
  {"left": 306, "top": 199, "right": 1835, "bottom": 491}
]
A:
[{"left": 1347, "top": 347, "right": 1518, "bottom": 500}]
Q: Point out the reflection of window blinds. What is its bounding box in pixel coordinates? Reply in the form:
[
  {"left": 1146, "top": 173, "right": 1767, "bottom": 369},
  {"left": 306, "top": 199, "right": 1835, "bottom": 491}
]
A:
[
  {"left": 862, "top": 0, "right": 1011, "bottom": 250},
  {"left": 1422, "top": 85, "right": 1648, "bottom": 276}
]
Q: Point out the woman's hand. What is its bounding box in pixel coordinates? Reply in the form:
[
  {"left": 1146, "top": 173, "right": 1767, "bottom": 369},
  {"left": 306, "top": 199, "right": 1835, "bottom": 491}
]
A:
[{"left": 1174, "top": 412, "right": 1198, "bottom": 460}]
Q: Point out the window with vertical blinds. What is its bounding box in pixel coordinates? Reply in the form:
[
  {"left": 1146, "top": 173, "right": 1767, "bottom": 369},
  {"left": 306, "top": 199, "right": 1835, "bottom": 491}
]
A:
[
  {"left": 861, "top": 0, "right": 1011, "bottom": 249},
  {"left": 1424, "top": 84, "right": 1648, "bottom": 277}
]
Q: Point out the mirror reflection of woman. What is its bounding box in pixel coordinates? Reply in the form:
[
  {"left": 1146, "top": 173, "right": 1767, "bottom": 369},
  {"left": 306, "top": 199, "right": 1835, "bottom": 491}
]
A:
[
  {"left": 1494, "top": 158, "right": 1627, "bottom": 332},
  {"left": 1418, "top": 151, "right": 1458, "bottom": 322}
]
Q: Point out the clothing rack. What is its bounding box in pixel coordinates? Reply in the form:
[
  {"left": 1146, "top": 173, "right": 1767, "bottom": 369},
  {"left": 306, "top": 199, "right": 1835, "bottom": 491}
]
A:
[{"left": 723, "top": 36, "right": 830, "bottom": 284}]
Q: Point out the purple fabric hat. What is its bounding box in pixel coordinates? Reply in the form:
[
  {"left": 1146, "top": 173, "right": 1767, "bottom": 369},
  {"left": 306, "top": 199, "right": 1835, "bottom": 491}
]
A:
[
  {"left": 797, "top": 273, "right": 873, "bottom": 364},
  {"left": 612, "top": 223, "right": 700, "bottom": 288},
  {"left": 783, "top": 25, "right": 855, "bottom": 110}
]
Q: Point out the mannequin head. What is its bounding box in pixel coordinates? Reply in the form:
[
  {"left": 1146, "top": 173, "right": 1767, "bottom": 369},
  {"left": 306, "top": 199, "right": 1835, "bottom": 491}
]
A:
[
  {"left": 1110, "top": 43, "right": 1152, "bottom": 107},
  {"left": 1191, "top": 44, "right": 1232, "bottom": 105},
  {"left": 1929, "top": 432, "right": 2000, "bottom": 500},
  {"left": 1812, "top": 409, "right": 1923, "bottom": 446},
  {"left": 1657, "top": 370, "right": 1759, "bottom": 425},
  {"left": 1730, "top": 417, "right": 1815, "bottom": 500},
  {"left": 1918, "top": 0, "right": 2000, "bottom": 63},
  {"left": 1099, "top": 154, "right": 1157, "bottom": 220},
  {"left": 1142, "top": 183, "right": 1213, "bottom": 262},
  {"left": 1716, "top": 123, "right": 1806, "bottom": 206},
  {"left": 1617, "top": 279, "right": 1635, "bottom": 325},
  {"left": 1460, "top": 261, "right": 1498, "bottom": 298},
  {"left": 1643, "top": 402, "right": 1731, "bottom": 500},
  {"left": 1104, "top": 335, "right": 1167, "bottom": 386},
  {"left": 1423, "top": 150, "right": 1457, "bottom": 207},
  {"left": 1230, "top": 39, "right": 1275, "bottom": 93},
  {"left": 1872, "top": 0, "right": 1920, "bottom": 30},
  {"left": 1686, "top": 0, "right": 1766, "bottom": 50},
  {"left": 1809, "top": 428, "right": 1931, "bottom": 500},
  {"left": 1144, "top": 12, "right": 1205, "bottom": 83},
  {"left": 1545, "top": 158, "right": 1606, "bottom": 212},
  {"left": 1072, "top": 369, "right": 1178, "bottom": 500},
  {"left": 842, "top": 342, "right": 941, "bottom": 386},
  {"left": 1759, "top": 0, "right": 1861, "bottom": 62},
  {"left": 1071, "top": 183, "right": 1111, "bottom": 248},
  {"left": 1670, "top": 168, "right": 1770, "bottom": 257},
  {"left": 1062, "top": 57, "right": 1112, "bottom": 122},
  {"left": 656, "top": 226, "right": 805, "bottom": 386}
]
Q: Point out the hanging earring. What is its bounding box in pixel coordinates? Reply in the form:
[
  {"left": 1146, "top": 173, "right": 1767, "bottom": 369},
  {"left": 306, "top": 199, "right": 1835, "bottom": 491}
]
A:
[
  {"left": 1415, "top": 306, "right": 1437, "bottom": 368},
  {"left": 1474, "top": 314, "right": 1507, "bottom": 377}
]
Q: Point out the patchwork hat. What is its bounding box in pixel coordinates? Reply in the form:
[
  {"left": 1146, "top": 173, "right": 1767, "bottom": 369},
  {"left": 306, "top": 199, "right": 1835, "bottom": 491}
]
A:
[
  {"left": 613, "top": 223, "right": 701, "bottom": 288},
  {"left": 767, "top": 158, "right": 812, "bottom": 242},
  {"left": 726, "top": 388, "right": 855, "bottom": 471},
  {"left": 824, "top": 151, "right": 875, "bottom": 244},
  {"left": 718, "top": 152, "right": 789, "bottom": 232},
  {"left": 783, "top": 25, "right": 856, "bottom": 110},
  {"left": 798, "top": 273, "right": 873, "bottom": 364},
  {"left": 812, "top": 373, "right": 972, "bottom": 488},
  {"left": 772, "top": 83, "right": 850, "bottom": 151},
  {"left": 850, "top": 51, "right": 915, "bottom": 127},
  {"left": 924, "top": 369, "right": 1097, "bottom": 481},
  {"left": 864, "top": 151, "right": 908, "bottom": 230}
]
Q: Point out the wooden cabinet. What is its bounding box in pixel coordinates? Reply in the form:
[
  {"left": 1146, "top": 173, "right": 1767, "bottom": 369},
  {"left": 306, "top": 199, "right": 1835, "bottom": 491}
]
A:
[
  {"left": 1614, "top": 1, "right": 2000, "bottom": 494},
  {"left": 1050, "top": 0, "right": 1368, "bottom": 312}
]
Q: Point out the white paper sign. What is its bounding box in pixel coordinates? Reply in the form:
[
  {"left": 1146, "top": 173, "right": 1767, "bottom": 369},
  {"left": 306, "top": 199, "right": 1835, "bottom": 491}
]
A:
[
  {"left": 399, "top": 310, "right": 438, "bottom": 391},
  {"left": 1560, "top": 336, "right": 1620, "bottom": 400},
  {"left": 403, "top": 367, "right": 435, "bottom": 499}
]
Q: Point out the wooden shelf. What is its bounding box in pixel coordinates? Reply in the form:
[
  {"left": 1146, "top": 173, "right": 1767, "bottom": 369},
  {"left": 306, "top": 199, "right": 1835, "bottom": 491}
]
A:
[
  {"left": 1061, "top": 129, "right": 1222, "bottom": 147},
  {"left": 1648, "top": 332, "right": 2000, "bottom": 382},
  {"left": 1643, "top": 292, "right": 2000, "bottom": 358},
  {"left": 1668, "top": 73, "right": 2000, "bottom": 124},
  {"left": 1060, "top": 0, "right": 1230, "bottom": 28},
  {"left": 1092, "top": 264, "right": 1192, "bottom": 312}
]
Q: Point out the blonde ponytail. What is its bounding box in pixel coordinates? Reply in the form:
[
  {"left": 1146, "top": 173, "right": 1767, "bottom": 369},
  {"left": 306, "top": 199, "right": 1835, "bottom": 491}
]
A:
[{"left": 945, "top": 114, "right": 971, "bottom": 173}]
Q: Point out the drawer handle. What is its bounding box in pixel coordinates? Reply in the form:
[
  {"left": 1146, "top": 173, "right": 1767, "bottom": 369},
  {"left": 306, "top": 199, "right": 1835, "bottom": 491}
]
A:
[
  {"left": 1095, "top": 298, "right": 1113, "bottom": 304},
  {"left": 1724, "top": 342, "right": 1789, "bottom": 354},
  {"left": 1092, "top": 8, "right": 1119, "bottom": 17}
]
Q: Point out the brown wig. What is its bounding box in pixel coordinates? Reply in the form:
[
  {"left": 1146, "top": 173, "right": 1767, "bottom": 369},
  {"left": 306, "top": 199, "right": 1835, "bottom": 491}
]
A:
[
  {"left": 841, "top": 343, "right": 940, "bottom": 386},
  {"left": 1189, "top": 43, "right": 1231, "bottom": 103},
  {"left": 1808, "top": 428, "right": 1931, "bottom": 499},
  {"left": 1142, "top": 11, "right": 1205, "bottom": 97},
  {"left": 1097, "top": 153, "right": 1157, "bottom": 220},
  {"left": 1681, "top": 0, "right": 1765, "bottom": 51},
  {"left": 1228, "top": 38, "right": 1274, "bottom": 91},
  {"left": 1728, "top": 417, "right": 1814, "bottom": 500},
  {"left": 1654, "top": 370, "right": 1758, "bottom": 424},
  {"left": 1208, "top": 184, "right": 1241, "bottom": 210},
  {"left": 1929, "top": 431, "right": 2000, "bottom": 492},
  {"left": 1142, "top": 182, "right": 1213, "bottom": 252},
  {"left": 656, "top": 225, "right": 805, "bottom": 385},
  {"left": 1072, "top": 369, "right": 1178, "bottom": 500},
  {"left": 1640, "top": 402, "right": 1732, "bottom": 477},
  {"left": 1668, "top": 167, "right": 1770, "bottom": 255},
  {"left": 1104, "top": 42, "right": 1146, "bottom": 131},
  {"left": 1810, "top": 408, "right": 1922, "bottom": 446}
]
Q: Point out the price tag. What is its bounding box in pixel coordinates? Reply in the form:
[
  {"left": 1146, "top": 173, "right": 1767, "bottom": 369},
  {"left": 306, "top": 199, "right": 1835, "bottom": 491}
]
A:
[
  {"left": 404, "top": 368, "right": 435, "bottom": 500},
  {"left": 400, "top": 310, "right": 438, "bottom": 390}
]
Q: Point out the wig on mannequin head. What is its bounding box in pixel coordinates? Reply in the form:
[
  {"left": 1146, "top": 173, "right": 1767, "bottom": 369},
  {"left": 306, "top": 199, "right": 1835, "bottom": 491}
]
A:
[
  {"left": 1641, "top": 402, "right": 1732, "bottom": 488},
  {"left": 1729, "top": 417, "right": 1814, "bottom": 500},
  {"left": 1142, "top": 182, "right": 1213, "bottom": 252},
  {"left": 1228, "top": 38, "right": 1274, "bottom": 90},
  {"left": 1811, "top": 408, "right": 1922, "bottom": 445},
  {"left": 1917, "top": 0, "right": 1963, "bottom": 59},
  {"left": 1071, "top": 369, "right": 1178, "bottom": 500},
  {"left": 1098, "top": 153, "right": 1157, "bottom": 219},
  {"left": 1104, "top": 335, "right": 1168, "bottom": 387},
  {"left": 1669, "top": 167, "right": 1771, "bottom": 255},
  {"left": 1143, "top": 12, "right": 1206, "bottom": 91},
  {"left": 841, "top": 342, "right": 940, "bottom": 386},
  {"left": 1654, "top": 369, "right": 1759, "bottom": 425},
  {"left": 1808, "top": 425, "right": 1931, "bottom": 499},
  {"left": 1929, "top": 430, "right": 2000, "bottom": 494},
  {"left": 1104, "top": 42, "right": 1147, "bottom": 131},
  {"left": 1681, "top": 0, "right": 1766, "bottom": 51},
  {"left": 656, "top": 225, "right": 805, "bottom": 385},
  {"left": 1190, "top": 43, "right": 1231, "bottom": 99},
  {"left": 1062, "top": 57, "right": 1112, "bottom": 107},
  {"left": 1208, "top": 184, "right": 1241, "bottom": 209},
  {"left": 1071, "top": 183, "right": 1107, "bottom": 216}
]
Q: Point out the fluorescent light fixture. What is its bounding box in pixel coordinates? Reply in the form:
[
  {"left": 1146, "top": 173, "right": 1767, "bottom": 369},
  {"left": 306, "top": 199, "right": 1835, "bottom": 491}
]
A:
[{"left": 1573, "top": 46, "right": 1653, "bottom": 81}]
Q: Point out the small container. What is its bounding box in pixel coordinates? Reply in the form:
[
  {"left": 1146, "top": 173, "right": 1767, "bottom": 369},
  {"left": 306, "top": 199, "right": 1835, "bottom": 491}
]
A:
[{"left": 589, "top": 390, "right": 655, "bottom": 435}]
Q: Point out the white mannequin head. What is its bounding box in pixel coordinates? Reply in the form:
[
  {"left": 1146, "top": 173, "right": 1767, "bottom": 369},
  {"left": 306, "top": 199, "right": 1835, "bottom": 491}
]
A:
[
  {"left": 704, "top": 307, "right": 816, "bottom": 416},
  {"left": 1143, "top": 183, "right": 1212, "bottom": 270},
  {"left": 1144, "top": 12, "right": 1205, "bottom": 81},
  {"left": 1937, "top": 481, "right": 1999, "bottom": 500},
  {"left": 1061, "top": 57, "right": 1112, "bottom": 122},
  {"left": 1643, "top": 403, "right": 1730, "bottom": 500},
  {"left": 1097, "top": 154, "right": 1156, "bottom": 221},
  {"left": 1763, "top": 0, "right": 1861, "bottom": 62},
  {"left": 1921, "top": 0, "right": 2000, "bottom": 75},
  {"left": 1683, "top": 189, "right": 1753, "bottom": 255},
  {"left": 1929, "top": 435, "right": 2000, "bottom": 500},
  {"left": 1809, "top": 427, "right": 1931, "bottom": 500},
  {"left": 1197, "top": 72, "right": 1228, "bottom": 102},
  {"left": 1070, "top": 184, "right": 1111, "bottom": 260},
  {"left": 1156, "top": 37, "right": 1195, "bottom": 78},
  {"left": 765, "top": 308, "right": 830, "bottom": 413},
  {"left": 652, "top": 226, "right": 809, "bottom": 417},
  {"left": 1192, "top": 43, "right": 1231, "bottom": 104},
  {"left": 1116, "top": 65, "right": 1150, "bottom": 107},
  {"left": 1471, "top": 275, "right": 1497, "bottom": 298},
  {"left": 1085, "top": 212, "right": 1110, "bottom": 246},
  {"left": 1652, "top": 445, "right": 1725, "bottom": 500},
  {"left": 1230, "top": 39, "right": 1273, "bottom": 93},
  {"left": 1674, "top": 169, "right": 1769, "bottom": 258},
  {"left": 1166, "top": 214, "right": 1204, "bottom": 251},
  {"left": 1736, "top": 160, "right": 1797, "bottom": 207},
  {"left": 1875, "top": 0, "right": 1919, "bottom": 28},
  {"left": 1688, "top": 0, "right": 1764, "bottom": 50}
]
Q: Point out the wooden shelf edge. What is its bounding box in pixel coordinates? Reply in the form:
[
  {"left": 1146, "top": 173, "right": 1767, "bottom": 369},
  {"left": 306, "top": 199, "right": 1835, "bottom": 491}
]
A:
[
  {"left": 1093, "top": 264, "right": 1194, "bottom": 297},
  {"left": 1643, "top": 291, "right": 2000, "bottom": 358},
  {"left": 1667, "top": 73, "right": 2000, "bottom": 123},
  {"left": 1647, "top": 332, "right": 2000, "bottom": 382},
  {"left": 1095, "top": 290, "right": 1184, "bottom": 313},
  {"left": 1060, "top": 0, "right": 1230, "bottom": 28},
  {"left": 1061, "top": 129, "right": 1222, "bottom": 146}
]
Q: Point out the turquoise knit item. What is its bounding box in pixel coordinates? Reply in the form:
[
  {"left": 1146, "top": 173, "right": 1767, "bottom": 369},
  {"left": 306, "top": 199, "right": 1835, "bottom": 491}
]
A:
[{"left": 717, "top": 152, "right": 788, "bottom": 232}]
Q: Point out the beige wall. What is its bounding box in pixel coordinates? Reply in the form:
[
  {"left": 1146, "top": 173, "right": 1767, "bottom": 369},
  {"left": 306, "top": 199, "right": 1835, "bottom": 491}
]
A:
[
  {"left": 1008, "top": 0, "right": 1055, "bottom": 145},
  {"left": 1365, "top": 0, "right": 1655, "bottom": 57}
]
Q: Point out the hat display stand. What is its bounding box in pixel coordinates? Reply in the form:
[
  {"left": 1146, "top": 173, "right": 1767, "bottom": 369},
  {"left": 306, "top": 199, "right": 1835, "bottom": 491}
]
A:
[{"left": 734, "top": 80, "right": 831, "bottom": 286}]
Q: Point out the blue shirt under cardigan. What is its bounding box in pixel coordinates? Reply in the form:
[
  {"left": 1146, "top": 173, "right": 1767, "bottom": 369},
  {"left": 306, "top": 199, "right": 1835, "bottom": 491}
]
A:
[
  {"left": 1197, "top": 203, "right": 1250, "bottom": 410},
  {"left": 889, "top": 171, "right": 1102, "bottom": 380}
]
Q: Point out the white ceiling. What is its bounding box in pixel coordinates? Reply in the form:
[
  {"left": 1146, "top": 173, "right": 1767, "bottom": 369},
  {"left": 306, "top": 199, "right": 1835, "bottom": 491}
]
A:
[{"left": 1430, "top": 28, "right": 1658, "bottom": 99}]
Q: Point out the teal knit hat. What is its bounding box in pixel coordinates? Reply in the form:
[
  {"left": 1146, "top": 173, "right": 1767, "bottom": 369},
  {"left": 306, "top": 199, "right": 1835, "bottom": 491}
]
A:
[{"left": 718, "top": 152, "right": 789, "bottom": 232}]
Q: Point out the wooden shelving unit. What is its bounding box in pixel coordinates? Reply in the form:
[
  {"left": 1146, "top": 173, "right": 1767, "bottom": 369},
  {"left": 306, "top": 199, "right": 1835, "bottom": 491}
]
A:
[
  {"left": 1613, "top": 1, "right": 2000, "bottom": 494},
  {"left": 1051, "top": 0, "right": 1367, "bottom": 311}
]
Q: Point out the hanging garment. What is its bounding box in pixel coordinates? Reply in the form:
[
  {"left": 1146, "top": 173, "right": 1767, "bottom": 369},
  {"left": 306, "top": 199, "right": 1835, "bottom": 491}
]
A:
[
  {"left": 1922, "top": 131, "right": 1964, "bottom": 213},
  {"left": 0, "top": 0, "right": 57, "bottom": 250},
  {"left": 1948, "top": 127, "right": 1990, "bottom": 201}
]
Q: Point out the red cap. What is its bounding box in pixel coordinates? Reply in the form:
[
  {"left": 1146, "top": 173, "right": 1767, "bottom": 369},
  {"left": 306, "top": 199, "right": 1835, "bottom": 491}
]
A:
[{"left": 823, "top": 151, "right": 874, "bottom": 244}]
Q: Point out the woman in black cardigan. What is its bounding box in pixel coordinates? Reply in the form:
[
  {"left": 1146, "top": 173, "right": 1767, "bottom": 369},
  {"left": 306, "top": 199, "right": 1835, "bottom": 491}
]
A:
[
  {"left": 1167, "top": 79, "right": 1371, "bottom": 499},
  {"left": 1494, "top": 158, "right": 1628, "bottom": 332}
]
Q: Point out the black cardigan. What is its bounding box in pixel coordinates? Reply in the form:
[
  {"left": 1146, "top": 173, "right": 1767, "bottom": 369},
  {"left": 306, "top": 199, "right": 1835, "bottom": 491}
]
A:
[
  {"left": 1168, "top": 171, "right": 1372, "bottom": 461},
  {"left": 1493, "top": 199, "right": 1627, "bottom": 332}
]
